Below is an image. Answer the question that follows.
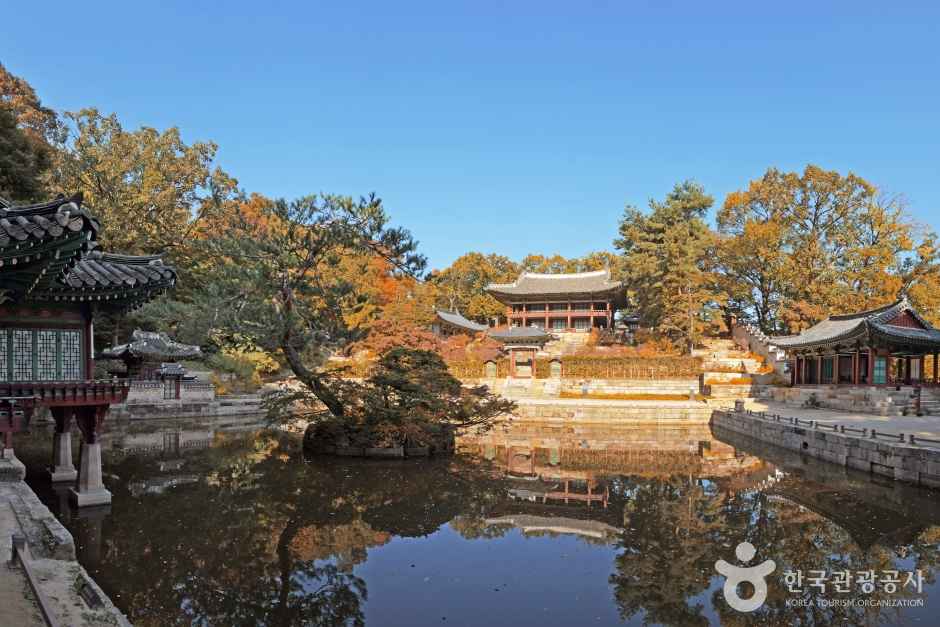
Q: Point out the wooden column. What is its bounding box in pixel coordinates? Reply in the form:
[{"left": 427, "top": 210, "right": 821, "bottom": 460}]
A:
[
  {"left": 868, "top": 349, "right": 875, "bottom": 385},
  {"left": 790, "top": 358, "right": 796, "bottom": 386},
  {"left": 919, "top": 356, "right": 925, "bottom": 384},
  {"left": 816, "top": 355, "right": 823, "bottom": 385},
  {"left": 905, "top": 356, "right": 912, "bottom": 384},
  {"left": 832, "top": 353, "right": 839, "bottom": 385},
  {"left": 853, "top": 349, "right": 860, "bottom": 385},
  {"left": 934, "top": 352, "right": 939, "bottom": 384},
  {"left": 567, "top": 302, "right": 571, "bottom": 331}
]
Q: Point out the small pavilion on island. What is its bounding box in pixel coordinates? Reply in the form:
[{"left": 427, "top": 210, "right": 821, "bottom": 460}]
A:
[
  {"left": 775, "top": 297, "right": 940, "bottom": 387},
  {"left": 488, "top": 327, "right": 552, "bottom": 378},
  {"left": 1, "top": 193, "right": 177, "bottom": 506},
  {"left": 485, "top": 269, "right": 624, "bottom": 332},
  {"left": 99, "top": 329, "right": 206, "bottom": 402}
]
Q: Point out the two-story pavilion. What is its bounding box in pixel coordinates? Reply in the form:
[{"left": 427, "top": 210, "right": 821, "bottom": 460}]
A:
[
  {"left": 774, "top": 297, "right": 940, "bottom": 387},
  {"left": 1, "top": 193, "right": 177, "bottom": 505},
  {"left": 485, "top": 269, "right": 624, "bottom": 332}
]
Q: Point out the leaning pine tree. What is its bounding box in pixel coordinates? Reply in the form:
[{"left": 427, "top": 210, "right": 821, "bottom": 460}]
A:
[{"left": 197, "top": 193, "right": 513, "bottom": 450}]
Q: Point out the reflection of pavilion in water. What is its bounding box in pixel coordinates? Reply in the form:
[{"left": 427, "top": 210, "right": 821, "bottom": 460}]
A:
[
  {"left": 460, "top": 421, "right": 770, "bottom": 482},
  {"left": 102, "top": 415, "right": 267, "bottom": 458},
  {"left": 460, "top": 421, "right": 773, "bottom": 541}
]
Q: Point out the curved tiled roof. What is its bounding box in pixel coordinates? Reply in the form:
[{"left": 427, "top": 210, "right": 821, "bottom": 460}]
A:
[
  {"left": 486, "top": 269, "right": 621, "bottom": 301},
  {"left": 1, "top": 195, "right": 178, "bottom": 310},
  {"left": 0, "top": 193, "right": 100, "bottom": 296},
  {"left": 773, "top": 297, "right": 940, "bottom": 350},
  {"left": 0, "top": 193, "right": 99, "bottom": 247},
  {"left": 100, "top": 329, "right": 201, "bottom": 361},
  {"left": 29, "top": 251, "right": 178, "bottom": 310},
  {"left": 435, "top": 309, "right": 488, "bottom": 333},
  {"left": 487, "top": 326, "right": 553, "bottom": 344},
  {"left": 64, "top": 251, "right": 177, "bottom": 290}
]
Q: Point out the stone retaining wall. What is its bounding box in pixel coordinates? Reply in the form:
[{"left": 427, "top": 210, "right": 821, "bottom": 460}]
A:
[
  {"left": 512, "top": 399, "right": 713, "bottom": 423},
  {"left": 711, "top": 409, "right": 940, "bottom": 489}
]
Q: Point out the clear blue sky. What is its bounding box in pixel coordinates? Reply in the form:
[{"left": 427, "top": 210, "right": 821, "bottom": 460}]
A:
[{"left": 5, "top": 1, "right": 939, "bottom": 269}]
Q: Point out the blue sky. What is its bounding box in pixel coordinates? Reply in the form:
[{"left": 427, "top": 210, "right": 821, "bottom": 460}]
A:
[{"left": 5, "top": 1, "right": 939, "bottom": 269}]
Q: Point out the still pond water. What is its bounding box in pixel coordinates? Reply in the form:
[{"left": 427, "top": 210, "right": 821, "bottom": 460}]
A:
[{"left": 16, "top": 416, "right": 940, "bottom": 626}]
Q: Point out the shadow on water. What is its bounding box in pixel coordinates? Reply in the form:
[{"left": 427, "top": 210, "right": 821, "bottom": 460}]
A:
[{"left": 13, "top": 415, "right": 940, "bottom": 626}]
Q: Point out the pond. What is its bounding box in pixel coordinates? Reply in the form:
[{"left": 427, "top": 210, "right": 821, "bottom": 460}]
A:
[{"left": 15, "top": 416, "right": 940, "bottom": 626}]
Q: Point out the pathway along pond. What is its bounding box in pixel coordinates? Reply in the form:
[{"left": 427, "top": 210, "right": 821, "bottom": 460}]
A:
[{"left": 15, "top": 416, "right": 940, "bottom": 626}]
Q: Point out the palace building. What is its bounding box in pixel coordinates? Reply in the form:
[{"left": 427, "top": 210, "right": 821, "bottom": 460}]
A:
[
  {"left": 775, "top": 297, "right": 940, "bottom": 387},
  {"left": 485, "top": 269, "right": 624, "bottom": 332},
  {"left": 1, "top": 193, "right": 176, "bottom": 505}
]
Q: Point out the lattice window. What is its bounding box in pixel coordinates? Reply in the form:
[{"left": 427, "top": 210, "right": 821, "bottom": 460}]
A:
[
  {"left": 37, "top": 330, "right": 58, "bottom": 380},
  {"left": 874, "top": 357, "right": 887, "bottom": 385},
  {"left": 12, "top": 330, "right": 33, "bottom": 380},
  {"left": 61, "top": 331, "right": 82, "bottom": 380},
  {"left": 0, "top": 332, "right": 7, "bottom": 381}
]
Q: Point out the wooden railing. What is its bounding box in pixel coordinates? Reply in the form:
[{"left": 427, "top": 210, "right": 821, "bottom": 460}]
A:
[{"left": 0, "top": 381, "right": 129, "bottom": 406}]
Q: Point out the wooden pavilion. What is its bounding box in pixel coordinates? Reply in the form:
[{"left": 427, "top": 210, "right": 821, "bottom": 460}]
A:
[
  {"left": 1, "top": 193, "right": 177, "bottom": 505},
  {"left": 431, "top": 309, "right": 489, "bottom": 337},
  {"left": 487, "top": 326, "right": 552, "bottom": 378},
  {"left": 774, "top": 297, "right": 940, "bottom": 387},
  {"left": 485, "top": 269, "right": 624, "bottom": 332}
]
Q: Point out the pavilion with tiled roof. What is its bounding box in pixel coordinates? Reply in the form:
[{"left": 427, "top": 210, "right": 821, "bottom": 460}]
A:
[
  {"left": 485, "top": 269, "right": 624, "bottom": 332},
  {"left": 774, "top": 297, "right": 940, "bottom": 386},
  {"left": 1, "top": 193, "right": 178, "bottom": 506},
  {"left": 432, "top": 309, "right": 488, "bottom": 336}
]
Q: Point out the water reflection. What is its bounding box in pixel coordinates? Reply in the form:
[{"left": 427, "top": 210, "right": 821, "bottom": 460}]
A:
[{"left": 14, "top": 417, "right": 940, "bottom": 626}]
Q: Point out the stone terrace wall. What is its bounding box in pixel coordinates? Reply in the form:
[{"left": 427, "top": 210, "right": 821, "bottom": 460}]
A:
[
  {"left": 513, "top": 399, "right": 713, "bottom": 423},
  {"left": 711, "top": 409, "right": 940, "bottom": 489},
  {"left": 559, "top": 378, "right": 701, "bottom": 396}
]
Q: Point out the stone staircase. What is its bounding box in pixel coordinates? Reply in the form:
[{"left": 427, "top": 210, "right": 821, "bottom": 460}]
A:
[
  {"left": 731, "top": 324, "right": 790, "bottom": 377},
  {"left": 543, "top": 332, "right": 591, "bottom": 357},
  {"left": 695, "top": 338, "right": 764, "bottom": 374}
]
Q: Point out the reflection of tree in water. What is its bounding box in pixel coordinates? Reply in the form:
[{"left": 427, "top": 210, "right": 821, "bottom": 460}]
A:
[
  {"left": 605, "top": 469, "right": 940, "bottom": 627},
  {"left": 609, "top": 476, "right": 726, "bottom": 626},
  {"left": 94, "top": 432, "right": 505, "bottom": 626}
]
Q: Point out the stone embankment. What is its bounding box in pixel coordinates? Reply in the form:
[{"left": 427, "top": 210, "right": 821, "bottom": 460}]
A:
[
  {"left": 512, "top": 397, "right": 713, "bottom": 422},
  {"left": 0, "top": 465, "right": 130, "bottom": 626},
  {"left": 711, "top": 408, "right": 940, "bottom": 489}
]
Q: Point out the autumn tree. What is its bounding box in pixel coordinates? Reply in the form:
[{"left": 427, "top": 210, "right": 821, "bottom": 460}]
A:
[
  {"left": 47, "top": 108, "right": 238, "bottom": 258},
  {"left": 615, "top": 181, "right": 719, "bottom": 352},
  {"left": 430, "top": 252, "right": 518, "bottom": 323},
  {"left": 716, "top": 165, "right": 940, "bottom": 332}
]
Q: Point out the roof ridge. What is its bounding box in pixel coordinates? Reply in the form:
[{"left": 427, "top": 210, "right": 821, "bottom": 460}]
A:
[
  {"left": 828, "top": 298, "right": 905, "bottom": 321},
  {"left": 521, "top": 269, "right": 608, "bottom": 279}
]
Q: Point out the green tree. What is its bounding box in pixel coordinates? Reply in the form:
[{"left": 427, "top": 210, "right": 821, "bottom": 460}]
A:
[
  {"left": 615, "top": 181, "right": 718, "bottom": 352},
  {"left": 0, "top": 107, "right": 50, "bottom": 201}
]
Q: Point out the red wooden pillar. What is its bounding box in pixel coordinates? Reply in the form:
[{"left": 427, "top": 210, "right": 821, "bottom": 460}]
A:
[
  {"left": 852, "top": 349, "right": 859, "bottom": 385},
  {"left": 566, "top": 301, "right": 571, "bottom": 331},
  {"left": 919, "top": 356, "right": 925, "bottom": 384},
  {"left": 816, "top": 355, "right": 822, "bottom": 385},
  {"left": 934, "top": 352, "right": 939, "bottom": 384},
  {"left": 832, "top": 353, "right": 840, "bottom": 385},
  {"left": 790, "top": 358, "right": 796, "bottom": 386},
  {"left": 905, "top": 356, "right": 912, "bottom": 384},
  {"left": 867, "top": 349, "right": 875, "bottom": 384}
]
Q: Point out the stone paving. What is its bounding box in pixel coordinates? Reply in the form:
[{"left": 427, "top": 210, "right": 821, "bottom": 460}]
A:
[
  {"left": 748, "top": 400, "right": 940, "bottom": 443},
  {"left": 0, "top": 476, "right": 131, "bottom": 626}
]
